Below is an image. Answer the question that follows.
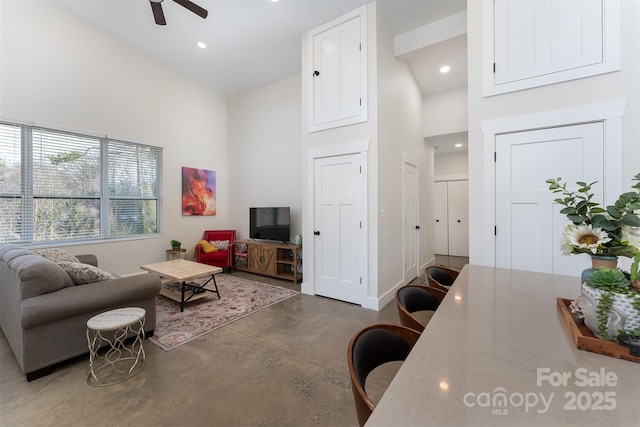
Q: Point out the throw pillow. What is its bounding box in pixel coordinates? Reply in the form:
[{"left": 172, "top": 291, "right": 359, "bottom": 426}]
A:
[
  {"left": 210, "top": 240, "right": 230, "bottom": 251},
  {"left": 58, "top": 261, "right": 116, "bottom": 285},
  {"left": 197, "top": 239, "right": 218, "bottom": 253},
  {"left": 33, "top": 248, "right": 79, "bottom": 264}
]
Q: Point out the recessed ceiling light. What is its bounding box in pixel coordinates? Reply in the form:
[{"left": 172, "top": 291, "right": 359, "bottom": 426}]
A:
[
  {"left": 440, "top": 65, "right": 450, "bottom": 74},
  {"left": 270, "top": 0, "right": 279, "bottom": 3},
  {"left": 455, "top": 143, "right": 463, "bottom": 148},
  {"left": 196, "top": 41, "right": 207, "bottom": 49}
]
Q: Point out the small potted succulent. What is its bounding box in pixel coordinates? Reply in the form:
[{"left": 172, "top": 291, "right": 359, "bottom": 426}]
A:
[
  {"left": 579, "top": 267, "right": 640, "bottom": 343},
  {"left": 170, "top": 240, "right": 182, "bottom": 251}
]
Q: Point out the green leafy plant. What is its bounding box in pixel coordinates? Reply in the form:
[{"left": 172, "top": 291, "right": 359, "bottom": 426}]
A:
[
  {"left": 546, "top": 173, "right": 640, "bottom": 258},
  {"left": 170, "top": 239, "right": 181, "bottom": 248},
  {"left": 586, "top": 267, "right": 631, "bottom": 291}
]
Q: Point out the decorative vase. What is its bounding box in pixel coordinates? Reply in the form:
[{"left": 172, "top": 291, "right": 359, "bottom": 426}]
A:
[
  {"left": 590, "top": 254, "right": 618, "bottom": 270},
  {"left": 578, "top": 283, "right": 640, "bottom": 341}
]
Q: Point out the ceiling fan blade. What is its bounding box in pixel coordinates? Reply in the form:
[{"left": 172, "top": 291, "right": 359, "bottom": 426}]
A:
[
  {"left": 173, "top": 0, "right": 208, "bottom": 19},
  {"left": 150, "top": 1, "right": 167, "bottom": 25}
]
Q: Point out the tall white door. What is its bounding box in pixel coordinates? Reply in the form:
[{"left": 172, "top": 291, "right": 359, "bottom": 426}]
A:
[
  {"left": 313, "top": 154, "right": 363, "bottom": 304},
  {"left": 448, "top": 180, "right": 469, "bottom": 257},
  {"left": 495, "top": 122, "right": 604, "bottom": 275},
  {"left": 434, "top": 181, "right": 449, "bottom": 255},
  {"left": 403, "top": 162, "right": 419, "bottom": 283}
]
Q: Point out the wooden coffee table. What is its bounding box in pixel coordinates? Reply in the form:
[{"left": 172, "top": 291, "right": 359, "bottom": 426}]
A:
[{"left": 140, "top": 259, "right": 222, "bottom": 312}]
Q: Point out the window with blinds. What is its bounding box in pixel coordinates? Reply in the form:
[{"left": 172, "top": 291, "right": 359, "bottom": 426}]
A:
[{"left": 0, "top": 121, "right": 162, "bottom": 244}]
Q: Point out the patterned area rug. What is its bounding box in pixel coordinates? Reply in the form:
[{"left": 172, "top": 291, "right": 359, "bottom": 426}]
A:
[{"left": 149, "top": 275, "right": 299, "bottom": 351}]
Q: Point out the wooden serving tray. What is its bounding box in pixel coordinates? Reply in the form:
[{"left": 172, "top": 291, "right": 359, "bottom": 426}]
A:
[{"left": 557, "top": 298, "right": 640, "bottom": 363}]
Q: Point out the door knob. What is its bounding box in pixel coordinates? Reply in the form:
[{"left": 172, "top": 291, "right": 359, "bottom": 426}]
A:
[
  {"left": 415, "top": 225, "right": 420, "bottom": 230},
  {"left": 457, "top": 220, "right": 461, "bottom": 223},
  {"left": 314, "top": 231, "right": 320, "bottom": 235},
  {"left": 436, "top": 219, "right": 440, "bottom": 222}
]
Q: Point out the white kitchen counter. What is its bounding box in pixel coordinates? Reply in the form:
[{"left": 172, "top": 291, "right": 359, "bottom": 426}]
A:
[{"left": 366, "top": 265, "right": 640, "bottom": 426}]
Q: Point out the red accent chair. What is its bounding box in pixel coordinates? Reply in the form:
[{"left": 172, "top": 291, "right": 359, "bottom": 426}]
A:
[{"left": 195, "top": 230, "right": 236, "bottom": 272}]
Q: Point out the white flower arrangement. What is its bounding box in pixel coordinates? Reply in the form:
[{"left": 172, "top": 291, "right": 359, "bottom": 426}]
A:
[{"left": 547, "top": 174, "right": 640, "bottom": 259}]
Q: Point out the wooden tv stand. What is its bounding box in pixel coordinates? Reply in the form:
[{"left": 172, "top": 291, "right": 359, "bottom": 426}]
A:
[{"left": 233, "top": 239, "right": 302, "bottom": 284}]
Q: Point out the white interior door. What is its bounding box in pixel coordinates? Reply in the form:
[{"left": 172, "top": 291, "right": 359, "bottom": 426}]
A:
[
  {"left": 448, "top": 180, "right": 469, "bottom": 257},
  {"left": 434, "top": 181, "right": 449, "bottom": 255},
  {"left": 495, "top": 122, "right": 604, "bottom": 275},
  {"left": 403, "top": 162, "right": 418, "bottom": 283},
  {"left": 313, "top": 154, "right": 362, "bottom": 304}
]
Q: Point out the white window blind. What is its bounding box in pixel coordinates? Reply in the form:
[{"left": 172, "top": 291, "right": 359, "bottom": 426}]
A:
[
  {"left": 0, "top": 123, "right": 22, "bottom": 243},
  {"left": 0, "top": 121, "right": 162, "bottom": 244},
  {"left": 108, "top": 141, "right": 161, "bottom": 237},
  {"left": 31, "top": 128, "right": 102, "bottom": 242}
]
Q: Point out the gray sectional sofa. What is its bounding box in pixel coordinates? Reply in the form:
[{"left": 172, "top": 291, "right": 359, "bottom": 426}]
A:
[{"left": 0, "top": 244, "right": 160, "bottom": 381}]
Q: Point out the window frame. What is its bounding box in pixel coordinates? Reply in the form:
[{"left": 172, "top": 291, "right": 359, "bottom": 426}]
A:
[{"left": 0, "top": 120, "right": 163, "bottom": 245}]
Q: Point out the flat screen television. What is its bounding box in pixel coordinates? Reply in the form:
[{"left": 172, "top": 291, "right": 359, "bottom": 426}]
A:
[{"left": 249, "top": 207, "right": 290, "bottom": 242}]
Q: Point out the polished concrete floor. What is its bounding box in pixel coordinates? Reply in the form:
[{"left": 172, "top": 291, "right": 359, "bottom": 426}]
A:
[
  {"left": 1, "top": 260, "right": 471, "bottom": 427},
  {"left": 1, "top": 271, "right": 414, "bottom": 427}
]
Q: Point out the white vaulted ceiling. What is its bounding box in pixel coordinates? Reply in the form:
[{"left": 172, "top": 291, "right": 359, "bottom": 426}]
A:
[{"left": 55, "top": 0, "right": 467, "bottom": 100}]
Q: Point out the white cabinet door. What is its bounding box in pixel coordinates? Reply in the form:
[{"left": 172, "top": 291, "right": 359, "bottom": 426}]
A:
[
  {"left": 434, "top": 180, "right": 468, "bottom": 257},
  {"left": 308, "top": 6, "right": 367, "bottom": 132},
  {"left": 495, "top": 0, "right": 603, "bottom": 85},
  {"left": 448, "top": 180, "right": 469, "bottom": 257},
  {"left": 495, "top": 122, "right": 604, "bottom": 276},
  {"left": 485, "top": 0, "right": 620, "bottom": 95}
]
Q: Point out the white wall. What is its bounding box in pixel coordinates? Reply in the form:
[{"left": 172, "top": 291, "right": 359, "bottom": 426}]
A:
[
  {"left": 227, "top": 74, "right": 303, "bottom": 241},
  {"left": 434, "top": 151, "right": 468, "bottom": 176},
  {"left": 0, "top": 1, "right": 228, "bottom": 275},
  {"left": 376, "top": 8, "right": 432, "bottom": 304},
  {"left": 300, "top": 2, "right": 429, "bottom": 309},
  {"left": 467, "top": 0, "right": 640, "bottom": 265},
  {"left": 423, "top": 86, "right": 468, "bottom": 137},
  {"left": 301, "top": 3, "right": 379, "bottom": 305}
]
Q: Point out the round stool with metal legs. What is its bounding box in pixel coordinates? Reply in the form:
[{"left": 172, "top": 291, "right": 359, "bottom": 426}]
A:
[{"left": 86, "top": 307, "right": 146, "bottom": 387}]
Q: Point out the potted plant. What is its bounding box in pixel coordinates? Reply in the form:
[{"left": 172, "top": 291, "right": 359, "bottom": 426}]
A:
[
  {"left": 548, "top": 173, "right": 640, "bottom": 345},
  {"left": 170, "top": 240, "right": 182, "bottom": 251},
  {"left": 579, "top": 267, "right": 640, "bottom": 342}
]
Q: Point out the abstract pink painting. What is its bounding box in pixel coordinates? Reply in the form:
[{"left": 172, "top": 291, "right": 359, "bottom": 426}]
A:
[{"left": 182, "top": 167, "right": 216, "bottom": 216}]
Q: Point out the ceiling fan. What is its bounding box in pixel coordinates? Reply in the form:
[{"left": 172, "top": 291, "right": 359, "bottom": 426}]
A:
[{"left": 149, "top": 0, "right": 208, "bottom": 26}]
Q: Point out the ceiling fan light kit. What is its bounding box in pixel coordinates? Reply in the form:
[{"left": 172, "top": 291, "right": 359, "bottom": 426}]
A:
[{"left": 149, "top": 0, "right": 208, "bottom": 26}]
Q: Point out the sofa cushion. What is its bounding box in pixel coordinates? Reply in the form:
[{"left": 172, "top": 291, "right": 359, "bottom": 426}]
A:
[
  {"left": 210, "top": 240, "right": 230, "bottom": 251},
  {"left": 8, "top": 254, "right": 75, "bottom": 298},
  {"left": 197, "top": 240, "right": 218, "bottom": 253},
  {"left": 58, "top": 262, "right": 115, "bottom": 285},
  {"left": 33, "top": 248, "right": 79, "bottom": 264}
]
